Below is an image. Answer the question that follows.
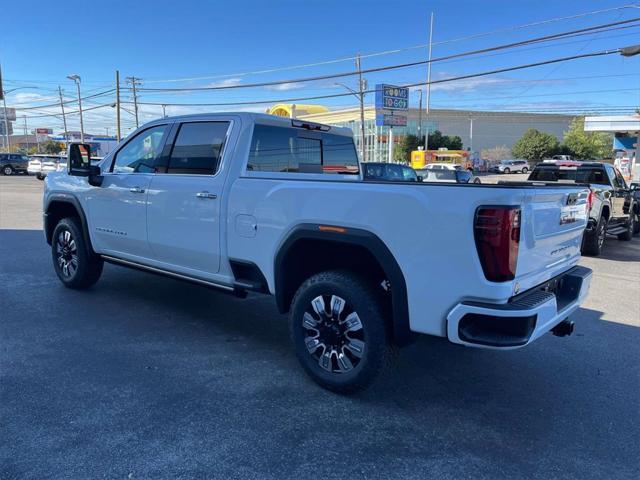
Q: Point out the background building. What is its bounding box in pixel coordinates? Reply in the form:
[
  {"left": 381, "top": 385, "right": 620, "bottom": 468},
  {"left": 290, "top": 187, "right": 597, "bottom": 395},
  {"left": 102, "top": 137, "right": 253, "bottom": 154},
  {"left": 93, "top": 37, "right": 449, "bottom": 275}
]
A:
[{"left": 288, "top": 105, "right": 575, "bottom": 162}]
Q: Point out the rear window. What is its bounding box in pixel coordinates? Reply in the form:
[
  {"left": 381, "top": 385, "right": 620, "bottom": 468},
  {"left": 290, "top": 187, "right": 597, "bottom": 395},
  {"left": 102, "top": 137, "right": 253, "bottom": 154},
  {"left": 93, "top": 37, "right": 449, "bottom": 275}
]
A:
[
  {"left": 248, "top": 124, "right": 359, "bottom": 174},
  {"left": 529, "top": 166, "right": 608, "bottom": 185}
]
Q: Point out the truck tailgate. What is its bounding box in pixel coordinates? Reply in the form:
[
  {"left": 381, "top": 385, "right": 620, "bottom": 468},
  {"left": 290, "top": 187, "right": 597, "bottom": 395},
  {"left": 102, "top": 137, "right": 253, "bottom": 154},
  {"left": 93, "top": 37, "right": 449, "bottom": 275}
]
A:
[{"left": 517, "top": 187, "right": 589, "bottom": 289}]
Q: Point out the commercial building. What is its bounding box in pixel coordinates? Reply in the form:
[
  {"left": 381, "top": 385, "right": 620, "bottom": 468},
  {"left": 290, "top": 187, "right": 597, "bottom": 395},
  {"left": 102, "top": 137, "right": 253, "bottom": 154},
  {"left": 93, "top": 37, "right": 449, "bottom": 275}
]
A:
[
  {"left": 585, "top": 114, "right": 639, "bottom": 181},
  {"left": 270, "top": 104, "right": 575, "bottom": 162}
]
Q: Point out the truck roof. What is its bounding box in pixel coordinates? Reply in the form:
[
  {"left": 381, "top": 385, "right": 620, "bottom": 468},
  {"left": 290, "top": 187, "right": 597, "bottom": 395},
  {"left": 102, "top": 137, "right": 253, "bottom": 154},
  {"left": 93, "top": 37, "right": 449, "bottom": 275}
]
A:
[
  {"left": 538, "top": 160, "right": 605, "bottom": 168},
  {"left": 140, "top": 112, "right": 353, "bottom": 137}
]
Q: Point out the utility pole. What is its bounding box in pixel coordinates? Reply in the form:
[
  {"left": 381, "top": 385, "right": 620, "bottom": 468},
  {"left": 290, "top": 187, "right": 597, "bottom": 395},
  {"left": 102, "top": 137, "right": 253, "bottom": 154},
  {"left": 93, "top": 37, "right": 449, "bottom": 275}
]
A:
[
  {"left": 126, "top": 76, "right": 142, "bottom": 128},
  {"left": 115, "top": 70, "right": 121, "bottom": 141},
  {"left": 424, "top": 12, "right": 434, "bottom": 152},
  {"left": 2, "top": 92, "right": 9, "bottom": 153},
  {"left": 355, "top": 54, "right": 367, "bottom": 162},
  {"left": 417, "top": 89, "right": 423, "bottom": 143},
  {"left": 469, "top": 115, "right": 474, "bottom": 153},
  {"left": 23, "top": 116, "right": 29, "bottom": 152},
  {"left": 388, "top": 127, "right": 394, "bottom": 163},
  {"left": 67, "top": 74, "right": 84, "bottom": 142},
  {"left": 162, "top": 104, "right": 167, "bottom": 118},
  {"left": 105, "top": 127, "right": 110, "bottom": 136},
  {"left": 58, "top": 86, "right": 69, "bottom": 148}
]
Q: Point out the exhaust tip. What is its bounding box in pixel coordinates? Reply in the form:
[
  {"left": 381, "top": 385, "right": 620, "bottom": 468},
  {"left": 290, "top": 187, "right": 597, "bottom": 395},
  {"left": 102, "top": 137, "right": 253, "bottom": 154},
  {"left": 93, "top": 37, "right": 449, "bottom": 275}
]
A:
[{"left": 551, "top": 319, "right": 575, "bottom": 337}]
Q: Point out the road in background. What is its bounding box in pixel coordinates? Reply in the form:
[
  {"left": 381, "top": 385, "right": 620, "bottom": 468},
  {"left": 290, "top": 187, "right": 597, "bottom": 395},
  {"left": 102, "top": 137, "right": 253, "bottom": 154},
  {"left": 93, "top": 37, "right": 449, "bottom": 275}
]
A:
[{"left": 1, "top": 175, "right": 638, "bottom": 479}]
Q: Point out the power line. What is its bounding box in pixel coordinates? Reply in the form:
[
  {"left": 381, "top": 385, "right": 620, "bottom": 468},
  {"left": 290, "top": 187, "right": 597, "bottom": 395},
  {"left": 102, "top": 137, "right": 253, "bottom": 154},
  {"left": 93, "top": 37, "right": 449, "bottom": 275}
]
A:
[
  {"left": 142, "top": 4, "right": 640, "bottom": 84},
  {"left": 125, "top": 47, "right": 629, "bottom": 107},
  {"left": 12, "top": 89, "right": 116, "bottom": 111},
  {"left": 135, "top": 18, "right": 640, "bottom": 93}
]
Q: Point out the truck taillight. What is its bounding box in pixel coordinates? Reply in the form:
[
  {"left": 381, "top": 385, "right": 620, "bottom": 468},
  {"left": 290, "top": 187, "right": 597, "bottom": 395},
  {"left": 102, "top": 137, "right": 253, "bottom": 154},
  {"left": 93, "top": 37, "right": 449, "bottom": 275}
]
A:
[
  {"left": 586, "top": 190, "right": 594, "bottom": 211},
  {"left": 474, "top": 206, "right": 521, "bottom": 282}
]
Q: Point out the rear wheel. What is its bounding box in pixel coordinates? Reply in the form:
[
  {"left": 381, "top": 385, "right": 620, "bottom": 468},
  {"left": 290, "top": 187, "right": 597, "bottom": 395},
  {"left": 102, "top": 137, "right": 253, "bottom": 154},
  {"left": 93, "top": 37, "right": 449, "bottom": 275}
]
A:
[
  {"left": 618, "top": 213, "right": 635, "bottom": 241},
  {"left": 289, "top": 270, "right": 395, "bottom": 394},
  {"left": 521, "top": 167, "right": 528, "bottom": 174},
  {"left": 503, "top": 167, "right": 510, "bottom": 174},
  {"left": 633, "top": 209, "right": 640, "bottom": 235},
  {"left": 3, "top": 165, "right": 14, "bottom": 176},
  {"left": 582, "top": 216, "right": 607, "bottom": 256},
  {"left": 51, "top": 217, "right": 103, "bottom": 289}
]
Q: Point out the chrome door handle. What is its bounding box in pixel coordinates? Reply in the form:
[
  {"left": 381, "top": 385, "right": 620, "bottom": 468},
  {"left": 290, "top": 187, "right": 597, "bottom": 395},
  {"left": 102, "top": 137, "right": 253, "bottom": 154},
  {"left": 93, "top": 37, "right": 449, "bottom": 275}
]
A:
[
  {"left": 129, "top": 187, "right": 145, "bottom": 193},
  {"left": 196, "top": 191, "right": 217, "bottom": 199}
]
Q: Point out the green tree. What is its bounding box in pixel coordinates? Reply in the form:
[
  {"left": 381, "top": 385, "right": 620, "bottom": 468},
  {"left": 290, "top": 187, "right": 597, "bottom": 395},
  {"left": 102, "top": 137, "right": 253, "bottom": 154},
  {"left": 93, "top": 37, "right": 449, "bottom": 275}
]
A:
[
  {"left": 428, "top": 130, "right": 463, "bottom": 150},
  {"left": 41, "top": 141, "right": 65, "bottom": 155},
  {"left": 393, "top": 134, "right": 420, "bottom": 163},
  {"left": 511, "top": 128, "right": 559, "bottom": 162},
  {"left": 562, "top": 118, "right": 612, "bottom": 160}
]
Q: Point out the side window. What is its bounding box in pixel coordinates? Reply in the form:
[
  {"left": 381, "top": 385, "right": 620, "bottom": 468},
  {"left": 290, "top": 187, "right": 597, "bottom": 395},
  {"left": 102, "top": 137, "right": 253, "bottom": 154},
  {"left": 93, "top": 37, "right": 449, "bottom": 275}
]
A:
[
  {"left": 112, "top": 125, "right": 166, "bottom": 173},
  {"left": 248, "top": 124, "right": 359, "bottom": 174},
  {"left": 604, "top": 165, "right": 618, "bottom": 188},
  {"left": 402, "top": 167, "right": 417, "bottom": 181},
  {"left": 614, "top": 168, "right": 627, "bottom": 189},
  {"left": 165, "top": 122, "right": 229, "bottom": 175}
]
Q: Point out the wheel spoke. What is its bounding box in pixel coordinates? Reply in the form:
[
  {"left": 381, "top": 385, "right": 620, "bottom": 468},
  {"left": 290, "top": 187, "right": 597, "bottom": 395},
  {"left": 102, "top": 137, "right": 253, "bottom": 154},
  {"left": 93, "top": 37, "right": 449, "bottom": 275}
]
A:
[
  {"left": 62, "top": 263, "right": 69, "bottom": 277},
  {"left": 302, "top": 312, "right": 319, "bottom": 331},
  {"left": 330, "top": 295, "right": 345, "bottom": 319},
  {"left": 344, "top": 338, "right": 365, "bottom": 358},
  {"left": 64, "top": 230, "right": 71, "bottom": 244},
  {"left": 305, "top": 337, "right": 322, "bottom": 354},
  {"left": 69, "top": 239, "right": 77, "bottom": 252},
  {"left": 311, "top": 296, "right": 326, "bottom": 316},
  {"left": 342, "top": 312, "right": 363, "bottom": 332},
  {"left": 337, "top": 352, "right": 354, "bottom": 372},
  {"left": 319, "top": 348, "right": 333, "bottom": 372}
]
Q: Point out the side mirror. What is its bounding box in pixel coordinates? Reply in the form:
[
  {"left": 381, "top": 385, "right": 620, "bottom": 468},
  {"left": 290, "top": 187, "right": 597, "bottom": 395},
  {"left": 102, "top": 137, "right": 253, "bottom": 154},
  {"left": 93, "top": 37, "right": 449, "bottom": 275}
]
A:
[{"left": 67, "top": 143, "right": 92, "bottom": 176}]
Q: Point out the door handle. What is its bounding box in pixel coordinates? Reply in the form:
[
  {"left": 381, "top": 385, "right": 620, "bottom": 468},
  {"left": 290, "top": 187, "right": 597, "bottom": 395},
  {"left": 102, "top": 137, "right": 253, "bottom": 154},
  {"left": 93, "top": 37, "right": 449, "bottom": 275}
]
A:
[
  {"left": 129, "top": 186, "right": 145, "bottom": 193},
  {"left": 196, "top": 191, "right": 217, "bottom": 199}
]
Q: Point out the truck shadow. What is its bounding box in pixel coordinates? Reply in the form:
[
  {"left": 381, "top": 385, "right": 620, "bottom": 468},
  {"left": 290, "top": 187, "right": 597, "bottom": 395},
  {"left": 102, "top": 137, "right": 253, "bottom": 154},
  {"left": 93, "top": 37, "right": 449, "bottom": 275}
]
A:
[{"left": 598, "top": 236, "right": 640, "bottom": 262}]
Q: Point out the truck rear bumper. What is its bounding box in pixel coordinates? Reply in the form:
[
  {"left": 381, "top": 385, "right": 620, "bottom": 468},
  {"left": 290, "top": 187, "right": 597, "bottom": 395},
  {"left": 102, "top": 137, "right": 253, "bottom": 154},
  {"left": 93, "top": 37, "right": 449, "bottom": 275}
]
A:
[{"left": 446, "top": 266, "right": 592, "bottom": 349}]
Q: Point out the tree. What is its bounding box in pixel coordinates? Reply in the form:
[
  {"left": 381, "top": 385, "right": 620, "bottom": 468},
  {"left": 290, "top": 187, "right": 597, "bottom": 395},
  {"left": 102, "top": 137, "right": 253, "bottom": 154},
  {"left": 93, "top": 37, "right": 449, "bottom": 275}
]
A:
[
  {"left": 393, "top": 134, "right": 420, "bottom": 163},
  {"left": 481, "top": 145, "right": 511, "bottom": 162},
  {"left": 511, "top": 128, "right": 559, "bottom": 162},
  {"left": 562, "top": 118, "right": 611, "bottom": 159},
  {"left": 428, "top": 130, "right": 463, "bottom": 150}
]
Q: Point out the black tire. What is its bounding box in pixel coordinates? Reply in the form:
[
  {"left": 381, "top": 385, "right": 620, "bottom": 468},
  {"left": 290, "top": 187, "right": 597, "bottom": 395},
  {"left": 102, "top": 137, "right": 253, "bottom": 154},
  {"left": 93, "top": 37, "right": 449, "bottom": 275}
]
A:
[
  {"left": 51, "top": 217, "right": 103, "bottom": 289},
  {"left": 289, "top": 270, "right": 396, "bottom": 394},
  {"left": 3, "top": 165, "right": 14, "bottom": 176},
  {"left": 617, "top": 213, "right": 635, "bottom": 241},
  {"left": 521, "top": 167, "right": 528, "bottom": 174},
  {"left": 582, "top": 216, "right": 607, "bottom": 256},
  {"left": 503, "top": 167, "right": 510, "bottom": 174},
  {"left": 473, "top": 177, "right": 482, "bottom": 184},
  {"left": 633, "top": 210, "right": 640, "bottom": 235}
]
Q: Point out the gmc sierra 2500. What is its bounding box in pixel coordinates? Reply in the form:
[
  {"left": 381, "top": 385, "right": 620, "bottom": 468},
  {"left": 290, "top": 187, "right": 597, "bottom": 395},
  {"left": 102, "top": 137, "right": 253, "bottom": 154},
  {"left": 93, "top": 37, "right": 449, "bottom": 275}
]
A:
[{"left": 44, "top": 113, "right": 592, "bottom": 393}]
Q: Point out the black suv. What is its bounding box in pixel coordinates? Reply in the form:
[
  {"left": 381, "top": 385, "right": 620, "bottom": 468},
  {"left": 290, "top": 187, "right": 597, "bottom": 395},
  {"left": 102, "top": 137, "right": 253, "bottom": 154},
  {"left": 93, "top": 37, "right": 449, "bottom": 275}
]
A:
[{"left": 0, "top": 153, "right": 30, "bottom": 175}]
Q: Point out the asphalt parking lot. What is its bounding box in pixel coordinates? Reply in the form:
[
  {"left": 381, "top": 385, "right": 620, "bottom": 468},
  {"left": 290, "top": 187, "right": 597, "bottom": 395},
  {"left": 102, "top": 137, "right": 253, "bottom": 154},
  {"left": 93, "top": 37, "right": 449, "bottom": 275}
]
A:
[{"left": 1, "top": 175, "right": 639, "bottom": 479}]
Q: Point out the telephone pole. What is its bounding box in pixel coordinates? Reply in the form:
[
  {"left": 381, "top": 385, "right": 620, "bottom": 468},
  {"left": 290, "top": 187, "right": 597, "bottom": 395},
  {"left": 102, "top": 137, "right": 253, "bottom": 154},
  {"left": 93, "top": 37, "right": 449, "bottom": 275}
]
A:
[
  {"left": 126, "top": 76, "right": 142, "bottom": 128},
  {"left": 23, "top": 116, "right": 29, "bottom": 152},
  {"left": 115, "top": 70, "right": 121, "bottom": 140},
  {"left": 355, "top": 54, "right": 367, "bottom": 162},
  {"left": 67, "top": 74, "right": 84, "bottom": 142},
  {"left": 58, "top": 86, "right": 68, "bottom": 147},
  {"left": 424, "top": 12, "right": 434, "bottom": 152}
]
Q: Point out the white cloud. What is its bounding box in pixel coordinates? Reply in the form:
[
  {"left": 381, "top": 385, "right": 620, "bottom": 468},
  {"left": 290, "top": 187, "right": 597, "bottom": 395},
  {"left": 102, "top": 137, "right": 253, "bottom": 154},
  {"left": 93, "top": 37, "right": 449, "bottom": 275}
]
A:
[
  {"left": 207, "top": 77, "right": 243, "bottom": 88},
  {"left": 265, "top": 82, "right": 304, "bottom": 91}
]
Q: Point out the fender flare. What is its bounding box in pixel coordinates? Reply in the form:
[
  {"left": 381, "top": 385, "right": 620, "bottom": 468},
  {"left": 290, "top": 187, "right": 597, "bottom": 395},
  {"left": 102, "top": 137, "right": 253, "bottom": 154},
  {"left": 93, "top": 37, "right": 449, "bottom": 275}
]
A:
[
  {"left": 44, "top": 193, "right": 95, "bottom": 255},
  {"left": 274, "top": 223, "right": 412, "bottom": 346}
]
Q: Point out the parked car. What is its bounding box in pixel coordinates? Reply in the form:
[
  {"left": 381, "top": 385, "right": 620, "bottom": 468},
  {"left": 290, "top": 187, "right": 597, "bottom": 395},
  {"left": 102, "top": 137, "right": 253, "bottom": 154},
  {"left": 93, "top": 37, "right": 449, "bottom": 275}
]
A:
[
  {"left": 38, "top": 155, "right": 67, "bottom": 179},
  {"left": 551, "top": 155, "right": 573, "bottom": 161},
  {"left": 43, "top": 113, "right": 592, "bottom": 393},
  {"left": 0, "top": 153, "right": 30, "bottom": 175},
  {"left": 528, "top": 161, "right": 637, "bottom": 255},
  {"left": 628, "top": 181, "right": 640, "bottom": 235},
  {"left": 418, "top": 163, "right": 482, "bottom": 183},
  {"left": 490, "top": 159, "right": 530, "bottom": 174},
  {"left": 363, "top": 162, "right": 418, "bottom": 182},
  {"left": 27, "top": 157, "right": 43, "bottom": 176}
]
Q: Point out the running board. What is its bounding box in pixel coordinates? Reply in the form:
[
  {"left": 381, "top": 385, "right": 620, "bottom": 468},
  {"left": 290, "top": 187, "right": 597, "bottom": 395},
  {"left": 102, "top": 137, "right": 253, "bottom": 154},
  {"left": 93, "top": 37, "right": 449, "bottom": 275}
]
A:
[{"left": 101, "top": 255, "right": 247, "bottom": 297}]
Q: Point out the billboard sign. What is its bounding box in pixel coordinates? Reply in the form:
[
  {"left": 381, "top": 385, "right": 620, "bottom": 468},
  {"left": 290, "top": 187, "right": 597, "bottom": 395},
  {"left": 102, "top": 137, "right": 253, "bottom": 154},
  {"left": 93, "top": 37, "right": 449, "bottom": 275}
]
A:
[
  {"left": 375, "top": 113, "right": 407, "bottom": 127},
  {"left": 35, "top": 128, "right": 53, "bottom": 135},
  {"left": 0, "top": 107, "right": 16, "bottom": 121},
  {"left": 375, "top": 84, "right": 409, "bottom": 110}
]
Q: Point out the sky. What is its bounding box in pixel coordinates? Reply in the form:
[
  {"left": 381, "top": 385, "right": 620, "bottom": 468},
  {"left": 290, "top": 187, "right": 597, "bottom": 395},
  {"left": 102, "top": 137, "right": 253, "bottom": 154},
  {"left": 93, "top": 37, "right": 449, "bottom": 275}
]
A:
[{"left": 1, "top": 0, "right": 639, "bottom": 136}]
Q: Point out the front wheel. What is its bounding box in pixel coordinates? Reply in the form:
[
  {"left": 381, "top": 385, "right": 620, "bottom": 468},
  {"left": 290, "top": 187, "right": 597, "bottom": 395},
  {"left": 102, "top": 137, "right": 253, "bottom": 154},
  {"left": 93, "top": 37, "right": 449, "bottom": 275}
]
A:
[
  {"left": 51, "top": 217, "right": 104, "bottom": 289},
  {"left": 3, "top": 165, "right": 14, "bottom": 176},
  {"left": 618, "top": 213, "right": 635, "bottom": 241},
  {"left": 289, "top": 270, "right": 396, "bottom": 394},
  {"left": 521, "top": 167, "right": 528, "bottom": 174},
  {"left": 503, "top": 167, "right": 510, "bottom": 174},
  {"left": 633, "top": 210, "right": 640, "bottom": 235}
]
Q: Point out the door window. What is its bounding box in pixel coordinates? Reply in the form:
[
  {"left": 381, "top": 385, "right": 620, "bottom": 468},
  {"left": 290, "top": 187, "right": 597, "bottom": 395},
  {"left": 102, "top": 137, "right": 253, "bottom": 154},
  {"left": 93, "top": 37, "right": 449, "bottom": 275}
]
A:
[
  {"left": 112, "top": 125, "right": 167, "bottom": 173},
  {"left": 614, "top": 168, "right": 627, "bottom": 189},
  {"left": 163, "top": 122, "right": 230, "bottom": 175}
]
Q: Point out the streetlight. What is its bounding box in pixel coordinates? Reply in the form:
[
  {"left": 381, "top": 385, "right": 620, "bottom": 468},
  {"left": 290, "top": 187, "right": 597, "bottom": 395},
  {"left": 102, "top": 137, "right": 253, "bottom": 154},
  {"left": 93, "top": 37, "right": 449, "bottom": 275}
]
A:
[
  {"left": 335, "top": 81, "right": 367, "bottom": 161},
  {"left": 1, "top": 86, "right": 37, "bottom": 153},
  {"left": 67, "top": 74, "right": 84, "bottom": 143}
]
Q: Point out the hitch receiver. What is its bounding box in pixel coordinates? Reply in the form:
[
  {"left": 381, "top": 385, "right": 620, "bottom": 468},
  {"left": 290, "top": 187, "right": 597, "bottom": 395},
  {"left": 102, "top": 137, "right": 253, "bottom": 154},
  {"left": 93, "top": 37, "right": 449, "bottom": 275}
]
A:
[{"left": 551, "top": 319, "right": 575, "bottom": 337}]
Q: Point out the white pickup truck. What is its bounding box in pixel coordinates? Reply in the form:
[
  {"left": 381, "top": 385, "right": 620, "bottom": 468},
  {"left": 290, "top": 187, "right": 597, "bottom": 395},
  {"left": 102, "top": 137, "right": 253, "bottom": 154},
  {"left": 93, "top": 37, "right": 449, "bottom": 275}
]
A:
[{"left": 44, "top": 113, "right": 593, "bottom": 393}]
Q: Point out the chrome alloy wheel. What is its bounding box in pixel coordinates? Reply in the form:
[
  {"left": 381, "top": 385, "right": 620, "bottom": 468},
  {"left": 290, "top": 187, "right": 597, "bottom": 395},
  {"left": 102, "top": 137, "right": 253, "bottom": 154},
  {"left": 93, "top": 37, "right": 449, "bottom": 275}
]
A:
[
  {"left": 302, "top": 295, "right": 365, "bottom": 374},
  {"left": 56, "top": 229, "right": 78, "bottom": 278}
]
